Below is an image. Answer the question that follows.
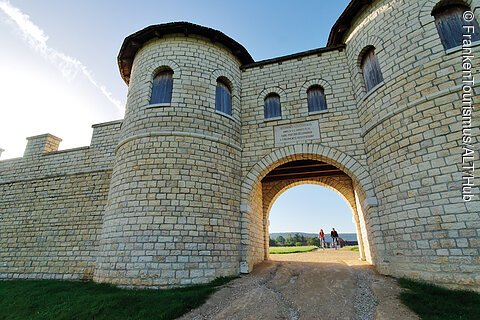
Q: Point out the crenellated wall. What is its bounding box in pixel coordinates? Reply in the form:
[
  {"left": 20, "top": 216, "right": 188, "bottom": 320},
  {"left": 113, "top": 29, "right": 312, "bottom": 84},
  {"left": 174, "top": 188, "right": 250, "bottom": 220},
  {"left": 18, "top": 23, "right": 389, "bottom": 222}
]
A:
[{"left": 0, "top": 121, "right": 122, "bottom": 280}]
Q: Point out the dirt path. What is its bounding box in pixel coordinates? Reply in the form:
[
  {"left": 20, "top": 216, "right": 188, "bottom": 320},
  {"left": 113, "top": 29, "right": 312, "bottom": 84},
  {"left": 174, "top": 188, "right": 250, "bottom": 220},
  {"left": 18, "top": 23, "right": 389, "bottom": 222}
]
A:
[{"left": 179, "top": 249, "right": 419, "bottom": 320}]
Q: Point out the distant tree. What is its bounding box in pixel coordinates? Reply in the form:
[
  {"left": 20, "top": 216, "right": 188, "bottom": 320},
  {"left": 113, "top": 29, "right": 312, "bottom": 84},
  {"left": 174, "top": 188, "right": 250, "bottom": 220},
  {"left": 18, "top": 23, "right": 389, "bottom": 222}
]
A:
[
  {"left": 269, "top": 237, "right": 277, "bottom": 247},
  {"left": 301, "top": 235, "right": 306, "bottom": 245},
  {"left": 286, "top": 236, "right": 295, "bottom": 246},
  {"left": 307, "top": 236, "right": 320, "bottom": 246},
  {"left": 295, "top": 242, "right": 303, "bottom": 247},
  {"left": 276, "top": 236, "right": 286, "bottom": 246},
  {"left": 293, "top": 233, "right": 302, "bottom": 243}
]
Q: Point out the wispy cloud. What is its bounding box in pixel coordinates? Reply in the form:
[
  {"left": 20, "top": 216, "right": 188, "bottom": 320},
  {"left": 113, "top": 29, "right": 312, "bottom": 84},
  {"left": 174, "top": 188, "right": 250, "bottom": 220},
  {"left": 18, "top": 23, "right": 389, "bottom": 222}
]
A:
[{"left": 0, "top": 0, "right": 124, "bottom": 113}]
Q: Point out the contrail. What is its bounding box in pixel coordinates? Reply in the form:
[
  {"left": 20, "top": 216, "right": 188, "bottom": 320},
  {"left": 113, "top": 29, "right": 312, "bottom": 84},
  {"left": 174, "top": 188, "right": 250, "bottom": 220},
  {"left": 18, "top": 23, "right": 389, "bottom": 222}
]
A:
[{"left": 0, "top": 0, "right": 125, "bottom": 114}]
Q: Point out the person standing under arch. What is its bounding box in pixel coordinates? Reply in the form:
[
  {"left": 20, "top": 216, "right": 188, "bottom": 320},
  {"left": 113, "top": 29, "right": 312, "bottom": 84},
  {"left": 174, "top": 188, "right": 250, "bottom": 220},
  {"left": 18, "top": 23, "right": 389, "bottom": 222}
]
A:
[
  {"left": 319, "top": 229, "right": 326, "bottom": 250},
  {"left": 331, "top": 228, "right": 339, "bottom": 250}
]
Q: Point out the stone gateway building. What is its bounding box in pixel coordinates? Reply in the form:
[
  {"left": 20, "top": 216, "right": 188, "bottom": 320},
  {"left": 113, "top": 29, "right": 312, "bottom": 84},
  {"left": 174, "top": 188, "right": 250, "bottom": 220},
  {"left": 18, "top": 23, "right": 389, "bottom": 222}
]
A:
[{"left": 1, "top": 0, "right": 479, "bottom": 290}]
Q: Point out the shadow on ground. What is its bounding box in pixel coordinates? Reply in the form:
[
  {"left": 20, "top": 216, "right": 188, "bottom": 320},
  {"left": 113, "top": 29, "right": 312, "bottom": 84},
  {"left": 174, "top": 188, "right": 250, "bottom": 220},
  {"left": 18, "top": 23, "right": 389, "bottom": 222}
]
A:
[{"left": 179, "top": 249, "right": 419, "bottom": 320}]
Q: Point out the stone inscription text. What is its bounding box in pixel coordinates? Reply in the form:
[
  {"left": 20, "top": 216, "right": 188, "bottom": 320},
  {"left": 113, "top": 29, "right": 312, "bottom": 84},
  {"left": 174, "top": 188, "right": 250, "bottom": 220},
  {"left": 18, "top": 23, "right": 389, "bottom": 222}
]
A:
[{"left": 274, "top": 121, "right": 320, "bottom": 146}]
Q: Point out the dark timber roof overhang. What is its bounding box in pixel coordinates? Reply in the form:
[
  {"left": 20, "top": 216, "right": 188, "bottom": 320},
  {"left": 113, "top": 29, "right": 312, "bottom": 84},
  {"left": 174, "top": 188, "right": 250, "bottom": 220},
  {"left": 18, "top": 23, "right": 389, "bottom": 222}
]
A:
[
  {"left": 327, "top": 0, "right": 373, "bottom": 46},
  {"left": 262, "top": 160, "right": 347, "bottom": 183},
  {"left": 118, "top": 22, "right": 254, "bottom": 84}
]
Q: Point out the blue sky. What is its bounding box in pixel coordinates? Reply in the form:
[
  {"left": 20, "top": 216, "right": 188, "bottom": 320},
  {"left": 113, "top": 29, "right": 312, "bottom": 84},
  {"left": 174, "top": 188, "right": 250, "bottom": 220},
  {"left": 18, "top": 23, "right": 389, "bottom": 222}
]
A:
[
  {"left": 0, "top": 0, "right": 355, "bottom": 233},
  {"left": 269, "top": 184, "right": 355, "bottom": 234}
]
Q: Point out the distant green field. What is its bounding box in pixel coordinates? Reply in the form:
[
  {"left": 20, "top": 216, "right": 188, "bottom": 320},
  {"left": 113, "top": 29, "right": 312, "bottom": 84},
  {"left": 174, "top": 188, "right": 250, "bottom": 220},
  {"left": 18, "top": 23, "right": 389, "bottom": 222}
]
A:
[{"left": 269, "top": 246, "right": 317, "bottom": 254}]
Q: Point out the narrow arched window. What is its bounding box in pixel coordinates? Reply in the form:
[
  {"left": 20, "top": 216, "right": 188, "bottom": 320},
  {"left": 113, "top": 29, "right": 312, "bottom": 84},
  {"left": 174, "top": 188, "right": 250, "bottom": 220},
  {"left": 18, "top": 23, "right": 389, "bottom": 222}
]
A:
[
  {"left": 307, "top": 86, "right": 327, "bottom": 112},
  {"left": 361, "top": 48, "right": 384, "bottom": 92},
  {"left": 150, "top": 69, "right": 173, "bottom": 104},
  {"left": 433, "top": 3, "right": 480, "bottom": 50},
  {"left": 215, "top": 78, "right": 232, "bottom": 115},
  {"left": 264, "top": 93, "right": 281, "bottom": 119}
]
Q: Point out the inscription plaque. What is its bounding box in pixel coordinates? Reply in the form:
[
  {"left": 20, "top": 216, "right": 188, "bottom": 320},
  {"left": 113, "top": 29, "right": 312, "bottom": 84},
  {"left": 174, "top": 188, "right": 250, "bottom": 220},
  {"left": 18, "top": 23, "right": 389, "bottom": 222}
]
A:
[{"left": 274, "top": 120, "right": 320, "bottom": 146}]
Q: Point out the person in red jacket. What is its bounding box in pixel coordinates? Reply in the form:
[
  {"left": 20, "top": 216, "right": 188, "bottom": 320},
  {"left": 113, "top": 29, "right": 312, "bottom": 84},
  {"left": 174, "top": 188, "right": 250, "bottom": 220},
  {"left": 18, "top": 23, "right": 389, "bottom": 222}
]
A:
[{"left": 319, "top": 229, "right": 325, "bottom": 250}]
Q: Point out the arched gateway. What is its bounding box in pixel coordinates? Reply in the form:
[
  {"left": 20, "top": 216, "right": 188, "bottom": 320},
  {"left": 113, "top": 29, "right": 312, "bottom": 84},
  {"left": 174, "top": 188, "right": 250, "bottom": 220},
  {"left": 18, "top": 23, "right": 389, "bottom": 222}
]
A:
[
  {"left": 1, "top": 0, "right": 479, "bottom": 291},
  {"left": 239, "top": 144, "right": 379, "bottom": 272}
]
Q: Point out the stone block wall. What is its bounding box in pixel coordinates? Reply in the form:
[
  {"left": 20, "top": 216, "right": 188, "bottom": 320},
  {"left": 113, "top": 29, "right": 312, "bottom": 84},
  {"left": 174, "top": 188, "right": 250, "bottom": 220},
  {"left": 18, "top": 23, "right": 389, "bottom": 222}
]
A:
[
  {"left": 238, "top": 48, "right": 382, "bottom": 270},
  {"left": 344, "top": 0, "right": 480, "bottom": 288},
  {"left": 93, "top": 35, "right": 244, "bottom": 287},
  {"left": 24, "top": 134, "right": 62, "bottom": 157},
  {"left": 240, "top": 48, "right": 367, "bottom": 169},
  {"left": 0, "top": 121, "right": 121, "bottom": 280},
  {"left": 1, "top": 0, "right": 478, "bottom": 290}
]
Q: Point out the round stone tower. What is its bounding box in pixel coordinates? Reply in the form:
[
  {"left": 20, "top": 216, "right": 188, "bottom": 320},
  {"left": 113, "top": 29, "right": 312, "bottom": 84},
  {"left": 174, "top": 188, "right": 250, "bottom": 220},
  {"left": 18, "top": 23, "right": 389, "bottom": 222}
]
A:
[
  {"left": 329, "top": 0, "right": 480, "bottom": 288},
  {"left": 94, "top": 22, "right": 253, "bottom": 287}
]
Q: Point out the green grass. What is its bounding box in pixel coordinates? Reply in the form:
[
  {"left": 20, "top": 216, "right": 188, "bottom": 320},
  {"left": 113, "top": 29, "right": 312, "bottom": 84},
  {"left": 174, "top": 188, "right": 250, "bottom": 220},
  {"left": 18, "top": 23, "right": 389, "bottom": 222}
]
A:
[
  {"left": 269, "top": 246, "right": 317, "bottom": 254},
  {"left": 348, "top": 245, "right": 359, "bottom": 252},
  {"left": 399, "top": 278, "right": 480, "bottom": 320},
  {"left": 0, "top": 277, "right": 235, "bottom": 320}
]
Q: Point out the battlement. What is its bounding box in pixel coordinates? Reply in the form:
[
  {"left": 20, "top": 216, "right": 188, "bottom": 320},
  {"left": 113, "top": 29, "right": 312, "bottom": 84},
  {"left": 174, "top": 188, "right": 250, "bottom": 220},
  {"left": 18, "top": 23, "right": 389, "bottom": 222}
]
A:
[{"left": 24, "top": 134, "right": 62, "bottom": 157}]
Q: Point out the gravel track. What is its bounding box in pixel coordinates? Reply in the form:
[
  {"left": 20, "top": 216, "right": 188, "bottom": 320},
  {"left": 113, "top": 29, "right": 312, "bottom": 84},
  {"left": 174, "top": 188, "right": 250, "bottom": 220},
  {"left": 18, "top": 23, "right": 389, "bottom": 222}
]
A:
[{"left": 179, "top": 249, "right": 419, "bottom": 320}]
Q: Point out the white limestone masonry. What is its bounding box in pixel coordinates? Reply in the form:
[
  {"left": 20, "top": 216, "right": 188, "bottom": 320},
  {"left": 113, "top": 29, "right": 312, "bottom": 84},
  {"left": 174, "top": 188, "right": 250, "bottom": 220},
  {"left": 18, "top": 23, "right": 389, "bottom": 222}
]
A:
[{"left": 0, "top": 0, "right": 479, "bottom": 290}]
